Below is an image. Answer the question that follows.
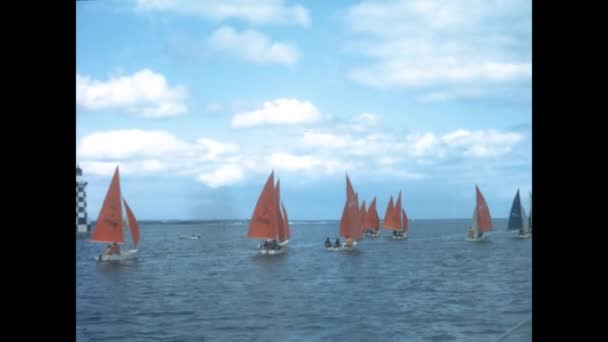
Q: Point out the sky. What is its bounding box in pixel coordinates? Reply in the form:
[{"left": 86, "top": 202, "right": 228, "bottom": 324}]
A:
[{"left": 76, "top": 0, "right": 531, "bottom": 220}]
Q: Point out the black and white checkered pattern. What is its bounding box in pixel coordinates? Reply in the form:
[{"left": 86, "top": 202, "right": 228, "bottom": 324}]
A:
[{"left": 76, "top": 165, "right": 89, "bottom": 233}]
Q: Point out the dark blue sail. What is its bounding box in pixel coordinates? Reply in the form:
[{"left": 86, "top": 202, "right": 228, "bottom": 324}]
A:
[
  {"left": 507, "top": 190, "right": 523, "bottom": 230},
  {"left": 528, "top": 192, "right": 532, "bottom": 230}
]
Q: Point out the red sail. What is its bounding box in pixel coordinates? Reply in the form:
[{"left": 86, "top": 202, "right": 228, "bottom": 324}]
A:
[
  {"left": 350, "top": 193, "right": 363, "bottom": 240},
  {"left": 383, "top": 195, "right": 399, "bottom": 230},
  {"left": 275, "top": 180, "right": 286, "bottom": 243},
  {"left": 476, "top": 186, "right": 493, "bottom": 232},
  {"left": 401, "top": 208, "right": 408, "bottom": 233},
  {"left": 340, "top": 174, "right": 361, "bottom": 239},
  {"left": 247, "top": 171, "right": 278, "bottom": 240},
  {"left": 365, "top": 197, "right": 380, "bottom": 230},
  {"left": 360, "top": 200, "right": 367, "bottom": 229},
  {"left": 123, "top": 199, "right": 140, "bottom": 248},
  {"left": 392, "top": 191, "right": 402, "bottom": 228},
  {"left": 91, "top": 167, "right": 125, "bottom": 244},
  {"left": 281, "top": 202, "right": 290, "bottom": 241}
]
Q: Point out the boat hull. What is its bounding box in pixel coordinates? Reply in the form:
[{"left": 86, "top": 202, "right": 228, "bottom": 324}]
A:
[
  {"left": 259, "top": 247, "right": 286, "bottom": 255},
  {"left": 326, "top": 241, "right": 357, "bottom": 251},
  {"left": 179, "top": 235, "right": 201, "bottom": 240},
  {"left": 466, "top": 234, "right": 488, "bottom": 242},
  {"left": 95, "top": 249, "right": 138, "bottom": 262},
  {"left": 514, "top": 233, "right": 532, "bottom": 239},
  {"left": 365, "top": 231, "right": 381, "bottom": 238},
  {"left": 392, "top": 234, "right": 407, "bottom": 240}
]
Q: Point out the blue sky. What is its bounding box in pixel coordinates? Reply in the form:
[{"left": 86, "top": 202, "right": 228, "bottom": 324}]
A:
[{"left": 76, "top": 0, "right": 531, "bottom": 220}]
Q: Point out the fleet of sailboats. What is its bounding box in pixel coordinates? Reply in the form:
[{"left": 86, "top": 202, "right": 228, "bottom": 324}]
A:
[
  {"left": 90, "top": 166, "right": 141, "bottom": 262},
  {"left": 83, "top": 164, "right": 531, "bottom": 260}
]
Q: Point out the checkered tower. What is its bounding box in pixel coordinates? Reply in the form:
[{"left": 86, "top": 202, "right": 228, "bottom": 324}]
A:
[{"left": 76, "top": 164, "right": 89, "bottom": 233}]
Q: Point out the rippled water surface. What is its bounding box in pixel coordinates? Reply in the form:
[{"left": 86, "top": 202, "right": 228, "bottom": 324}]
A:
[{"left": 76, "top": 219, "right": 531, "bottom": 341}]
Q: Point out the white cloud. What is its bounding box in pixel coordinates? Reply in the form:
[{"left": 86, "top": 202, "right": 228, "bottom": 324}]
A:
[
  {"left": 197, "top": 164, "right": 244, "bottom": 188},
  {"left": 231, "top": 98, "right": 321, "bottom": 127},
  {"left": 208, "top": 26, "right": 299, "bottom": 66},
  {"left": 134, "top": 0, "right": 310, "bottom": 26},
  {"left": 350, "top": 112, "right": 380, "bottom": 131},
  {"left": 77, "top": 130, "right": 242, "bottom": 180},
  {"left": 79, "top": 160, "right": 169, "bottom": 176},
  {"left": 196, "top": 138, "right": 240, "bottom": 159},
  {"left": 440, "top": 129, "right": 524, "bottom": 157},
  {"left": 345, "top": 0, "right": 531, "bottom": 95},
  {"left": 267, "top": 153, "right": 347, "bottom": 175},
  {"left": 407, "top": 132, "right": 438, "bottom": 157},
  {"left": 77, "top": 69, "right": 188, "bottom": 117},
  {"left": 78, "top": 130, "right": 191, "bottom": 159},
  {"left": 301, "top": 131, "right": 349, "bottom": 148}
]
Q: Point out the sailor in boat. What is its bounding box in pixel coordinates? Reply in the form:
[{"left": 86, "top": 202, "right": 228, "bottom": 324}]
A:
[
  {"left": 104, "top": 242, "right": 120, "bottom": 256},
  {"left": 270, "top": 239, "right": 279, "bottom": 250},
  {"left": 324, "top": 237, "right": 332, "bottom": 248},
  {"left": 344, "top": 238, "right": 354, "bottom": 247},
  {"left": 468, "top": 226, "right": 475, "bottom": 239},
  {"left": 334, "top": 238, "right": 341, "bottom": 247},
  {"left": 262, "top": 240, "right": 270, "bottom": 250}
]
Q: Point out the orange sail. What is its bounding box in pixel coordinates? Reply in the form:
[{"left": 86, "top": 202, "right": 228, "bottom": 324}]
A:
[
  {"left": 275, "top": 180, "right": 287, "bottom": 243},
  {"left": 339, "top": 174, "right": 360, "bottom": 239},
  {"left": 281, "top": 202, "right": 290, "bottom": 241},
  {"left": 247, "top": 171, "right": 278, "bottom": 240},
  {"left": 360, "top": 200, "right": 367, "bottom": 226},
  {"left": 350, "top": 193, "right": 363, "bottom": 239},
  {"left": 365, "top": 197, "right": 380, "bottom": 230},
  {"left": 392, "top": 191, "right": 403, "bottom": 229},
  {"left": 475, "top": 186, "right": 493, "bottom": 232},
  {"left": 383, "top": 195, "right": 399, "bottom": 230},
  {"left": 123, "top": 199, "right": 140, "bottom": 248},
  {"left": 91, "top": 167, "right": 125, "bottom": 244},
  {"left": 401, "top": 208, "right": 408, "bottom": 233}
]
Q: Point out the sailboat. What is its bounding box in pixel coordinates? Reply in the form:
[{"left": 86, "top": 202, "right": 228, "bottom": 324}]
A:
[
  {"left": 363, "top": 197, "right": 381, "bottom": 238},
  {"left": 528, "top": 191, "right": 532, "bottom": 232},
  {"left": 91, "top": 166, "right": 141, "bottom": 262},
  {"left": 508, "top": 189, "right": 531, "bottom": 239},
  {"left": 466, "top": 185, "right": 492, "bottom": 242},
  {"left": 247, "top": 171, "right": 290, "bottom": 255},
  {"left": 384, "top": 191, "right": 407, "bottom": 239},
  {"left": 327, "top": 174, "right": 363, "bottom": 251}
]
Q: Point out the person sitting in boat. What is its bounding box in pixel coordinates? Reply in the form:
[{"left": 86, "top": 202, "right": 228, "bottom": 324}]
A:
[
  {"left": 468, "top": 227, "right": 475, "bottom": 239},
  {"left": 270, "top": 240, "right": 279, "bottom": 250},
  {"left": 325, "top": 237, "right": 332, "bottom": 248},
  {"left": 334, "top": 238, "right": 341, "bottom": 247},
  {"left": 105, "top": 242, "right": 120, "bottom": 255}
]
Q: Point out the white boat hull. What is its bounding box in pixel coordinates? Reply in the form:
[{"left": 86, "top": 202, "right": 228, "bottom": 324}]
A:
[
  {"left": 259, "top": 247, "right": 286, "bottom": 255},
  {"left": 95, "top": 249, "right": 139, "bottom": 262},
  {"left": 179, "top": 235, "right": 201, "bottom": 240},
  {"left": 466, "top": 234, "right": 487, "bottom": 242},
  {"left": 391, "top": 232, "right": 407, "bottom": 239},
  {"left": 326, "top": 241, "right": 357, "bottom": 251},
  {"left": 514, "top": 233, "right": 532, "bottom": 239},
  {"left": 365, "top": 231, "right": 381, "bottom": 238}
]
